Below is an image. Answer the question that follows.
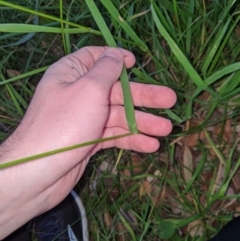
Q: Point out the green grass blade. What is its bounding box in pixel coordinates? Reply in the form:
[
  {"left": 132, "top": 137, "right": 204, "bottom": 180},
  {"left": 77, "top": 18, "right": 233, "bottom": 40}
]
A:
[
  {"left": 186, "top": 0, "right": 195, "bottom": 55},
  {"left": 208, "top": 15, "right": 240, "bottom": 75},
  {"left": 0, "top": 24, "right": 97, "bottom": 34},
  {"left": 59, "top": 0, "right": 67, "bottom": 55},
  {"left": 117, "top": 209, "right": 137, "bottom": 241},
  {"left": 202, "top": 18, "right": 231, "bottom": 76},
  {"left": 151, "top": 2, "right": 217, "bottom": 97},
  {"left": 100, "top": 0, "right": 148, "bottom": 51},
  {"left": 5, "top": 84, "right": 23, "bottom": 116},
  {"left": 85, "top": 0, "right": 138, "bottom": 133},
  {"left": 65, "top": 0, "right": 75, "bottom": 54},
  {"left": 181, "top": 146, "right": 206, "bottom": 196},
  {"left": 192, "top": 62, "right": 240, "bottom": 98},
  {"left": 204, "top": 129, "right": 226, "bottom": 166},
  {"left": 0, "top": 66, "right": 49, "bottom": 85},
  {"left": 0, "top": 133, "right": 132, "bottom": 169},
  {"left": 0, "top": 1, "right": 100, "bottom": 35},
  {"left": 0, "top": 0, "right": 39, "bottom": 48}
]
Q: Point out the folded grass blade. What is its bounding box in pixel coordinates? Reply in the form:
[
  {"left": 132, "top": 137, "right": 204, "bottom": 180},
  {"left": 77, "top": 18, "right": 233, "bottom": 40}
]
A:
[{"left": 85, "top": 0, "right": 138, "bottom": 133}]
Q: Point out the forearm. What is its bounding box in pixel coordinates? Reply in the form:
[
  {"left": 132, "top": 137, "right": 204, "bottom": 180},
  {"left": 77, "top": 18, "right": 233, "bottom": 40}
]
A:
[
  {"left": 0, "top": 191, "right": 36, "bottom": 239},
  {"left": 0, "top": 138, "right": 40, "bottom": 239}
]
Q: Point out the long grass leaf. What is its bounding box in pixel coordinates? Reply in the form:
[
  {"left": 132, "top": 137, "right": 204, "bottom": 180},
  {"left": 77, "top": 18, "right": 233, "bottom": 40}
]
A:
[
  {"left": 5, "top": 84, "right": 23, "bottom": 116},
  {"left": 0, "top": 1, "right": 100, "bottom": 35},
  {"left": 0, "top": 24, "right": 96, "bottom": 34},
  {"left": 59, "top": 0, "right": 67, "bottom": 54},
  {"left": 100, "top": 0, "right": 147, "bottom": 51},
  {"left": 0, "top": 66, "right": 49, "bottom": 85},
  {"left": 202, "top": 18, "right": 231, "bottom": 76},
  {"left": 0, "top": 0, "right": 39, "bottom": 47},
  {"left": 186, "top": 0, "right": 195, "bottom": 55},
  {"left": 0, "top": 133, "right": 132, "bottom": 169},
  {"left": 151, "top": 2, "right": 217, "bottom": 97},
  {"left": 192, "top": 62, "right": 240, "bottom": 98}
]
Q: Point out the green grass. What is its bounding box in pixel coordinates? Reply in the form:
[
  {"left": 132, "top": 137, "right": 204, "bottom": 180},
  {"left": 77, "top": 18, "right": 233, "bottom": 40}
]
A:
[{"left": 1, "top": 0, "right": 240, "bottom": 240}]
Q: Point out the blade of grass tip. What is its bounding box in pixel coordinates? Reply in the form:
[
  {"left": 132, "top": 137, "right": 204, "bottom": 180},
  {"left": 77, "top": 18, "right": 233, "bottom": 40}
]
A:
[
  {"left": 0, "top": 133, "right": 132, "bottom": 169},
  {"left": 151, "top": 2, "right": 217, "bottom": 98},
  {"left": 112, "top": 148, "right": 124, "bottom": 173},
  {"left": 85, "top": 0, "right": 138, "bottom": 133},
  {"left": 0, "top": 66, "right": 49, "bottom": 86}
]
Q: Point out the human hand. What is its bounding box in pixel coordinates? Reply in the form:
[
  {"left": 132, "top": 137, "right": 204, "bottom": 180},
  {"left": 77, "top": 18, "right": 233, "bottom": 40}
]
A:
[{"left": 0, "top": 47, "right": 176, "bottom": 238}]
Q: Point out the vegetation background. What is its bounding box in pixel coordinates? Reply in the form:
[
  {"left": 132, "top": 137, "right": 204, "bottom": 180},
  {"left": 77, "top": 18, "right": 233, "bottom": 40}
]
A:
[{"left": 1, "top": 0, "right": 240, "bottom": 240}]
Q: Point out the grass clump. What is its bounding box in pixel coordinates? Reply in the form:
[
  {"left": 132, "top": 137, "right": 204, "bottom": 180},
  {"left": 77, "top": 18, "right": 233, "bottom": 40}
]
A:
[{"left": 1, "top": 0, "right": 240, "bottom": 240}]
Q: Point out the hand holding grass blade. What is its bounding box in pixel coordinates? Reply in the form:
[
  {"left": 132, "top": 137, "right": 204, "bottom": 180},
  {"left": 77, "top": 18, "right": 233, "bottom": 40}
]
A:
[{"left": 0, "top": 46, "right": 176, "bottom": 239}]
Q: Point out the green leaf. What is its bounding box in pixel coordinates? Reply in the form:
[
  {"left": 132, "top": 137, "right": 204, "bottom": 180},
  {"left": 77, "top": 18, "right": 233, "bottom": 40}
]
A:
[{"left": 158, "top": 221, "right": 176, "bottom": 239}]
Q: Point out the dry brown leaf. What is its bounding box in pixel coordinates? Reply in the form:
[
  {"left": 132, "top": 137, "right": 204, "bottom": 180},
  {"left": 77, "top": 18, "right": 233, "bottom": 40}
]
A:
[
  {"left": 199, "top": 91, "right": 211, "bottom": 101},
  {"left": 183, "top": 119, "right": 206, "bottom": 147},
  {"left": 139, "top": 179, "right": 164, "bottom": 207},
  {"left": 187, "top": 219, "right": 204, "bottom": 237},
  {"left": 41, "top": 40, "right": 63, "bottom": 57},
  {"left": 139, "top": 180, "right": 152, "bottom": 197},
  {"left": 165, "top": 189, "right": 184, "bottom": 215},
  {"left": 215, "top": 119, "right": 232, "bottom": 143},
  {"left": 130, "top": 153, "right": 145, "bottom": 175},
  {"left": 103, "top": 210, "right": 113, "bottom": 231},
  {"left": 122, "top": 168, "right": 131, "bottom": 178},
  {"left": 223, "top": 186, "right": 236, "bottom": 210},
  {"left": 234, "top": 206, "right": 240, "bottom": 217},
  {"left": 116, "top": 221, "right": 130, "bottom": 241},
  {"left": 99, "top": 160, "right": 112, "bottom": 172},
  {"left": 102, "top": 177, "right": 121, "bottom": 201},
  {"left": 232, "top": 168, "right": 240, "bottom": 192},
  {"left": 183, "top": 146, "right": 193, "bottom": 183},
  {"left": 223, "top": 119, "right": 232, "bottom": 142},
  {"left": 148, "top": 184, "right": 165, "bottom": 207},
  {"left": 121, "top": 153, "right": 145, "bottom": 178},
  {"left": 6, "top": 69, "right": 21, "bottom": 78}
]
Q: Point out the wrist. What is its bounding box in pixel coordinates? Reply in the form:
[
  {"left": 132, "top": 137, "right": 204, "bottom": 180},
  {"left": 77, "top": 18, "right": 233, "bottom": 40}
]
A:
[{"left": 0, "top": 136, "right": 39, "bottom": 239}]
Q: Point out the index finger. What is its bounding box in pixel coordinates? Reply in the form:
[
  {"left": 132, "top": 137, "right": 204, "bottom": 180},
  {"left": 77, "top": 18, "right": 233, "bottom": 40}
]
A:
[{"left": 110, "top": 82, "right": 177, "bottom": 108}]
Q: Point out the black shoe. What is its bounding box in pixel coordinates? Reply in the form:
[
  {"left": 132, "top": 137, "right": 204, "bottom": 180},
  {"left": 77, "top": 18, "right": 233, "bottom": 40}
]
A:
[
  {"left": 33, "top": 190, "right": 88, "bottom": 241},
  {"left": 208, "top": 216, "right": 240, "bottom": 241}
]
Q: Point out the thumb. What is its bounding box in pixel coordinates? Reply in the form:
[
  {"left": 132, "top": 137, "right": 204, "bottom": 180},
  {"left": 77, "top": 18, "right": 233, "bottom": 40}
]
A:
[{"left": 80, "top": 47, "right": 125, "bottom": 91}]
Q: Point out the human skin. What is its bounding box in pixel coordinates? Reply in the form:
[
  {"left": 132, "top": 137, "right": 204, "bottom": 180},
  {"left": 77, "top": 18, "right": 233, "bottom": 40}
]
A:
[{"left": 0, "top": 47, "right": 176, "bottom": 239}]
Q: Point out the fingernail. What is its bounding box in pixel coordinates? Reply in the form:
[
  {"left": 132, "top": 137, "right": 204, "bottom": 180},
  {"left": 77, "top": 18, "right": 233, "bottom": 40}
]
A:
[{"left": 101, "top": 49, "right": 123, "bottom": 62}]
